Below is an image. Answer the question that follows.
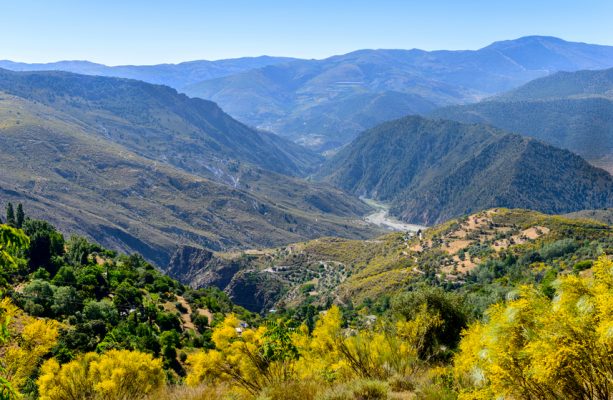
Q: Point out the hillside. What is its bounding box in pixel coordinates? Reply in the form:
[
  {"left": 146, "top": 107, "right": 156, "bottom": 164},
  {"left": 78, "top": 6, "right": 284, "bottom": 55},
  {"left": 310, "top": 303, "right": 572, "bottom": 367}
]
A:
[
  {"left": 0, "top": 56, "right": 296, "bottom": 89},
  {"left": 565, "top": 208, "right": 613, "bottom": 225},
  {"left": 496, "top": 67, "right": 613, "bottom": 101},
  {"left": 165, "top": 208, "right": 613, "bottom": 312},
  {"left": 317, "top": 116, "right": 613, "bottom": 225},
  {"left": 432, "top": 68, "right": 613, "bottom": 172},
  {"left": 0, "top": 215, "right": 262, "bottom": 396},
  {"left": 183, "top": 36, "right": 613, "bottom": 149},
  {"left": 2, "top": 209, "right": 611, "bottom": 400},
  {"left": 0, "top": 68, "right": 320, "bottom": 178},
  {"left": 0, "top": 91, "right": 376, "bottom": 266}
]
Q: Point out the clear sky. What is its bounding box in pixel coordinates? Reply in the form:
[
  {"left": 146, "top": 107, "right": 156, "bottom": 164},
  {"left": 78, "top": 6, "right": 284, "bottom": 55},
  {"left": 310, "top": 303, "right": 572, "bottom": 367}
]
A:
[{"left": 1, "top": 0, "right": 612, "bottom": 65}]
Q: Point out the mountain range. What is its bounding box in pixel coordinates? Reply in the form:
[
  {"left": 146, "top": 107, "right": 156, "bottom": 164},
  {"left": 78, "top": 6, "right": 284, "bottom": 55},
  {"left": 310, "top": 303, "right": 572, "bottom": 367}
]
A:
[
  {"left": 0, "top": 68, "right": 376, "bottom": 265},
  {"left": 5, "top": 36, "right": 613, "bottom": 151},
  {"left": 317, "top": 116, "right": 613, "bottom": 225},
  {"left": 433, "top": 67, "right": 613, "bottom": 172},
  {"left": 183, "top": 36, "right": 613, "bottom": 149},
  {"left": 0, "top": 56, "right": 296, "bottom": 89},
  {"left": 2, "top": 38, "right": 613, "bottom": 267}
]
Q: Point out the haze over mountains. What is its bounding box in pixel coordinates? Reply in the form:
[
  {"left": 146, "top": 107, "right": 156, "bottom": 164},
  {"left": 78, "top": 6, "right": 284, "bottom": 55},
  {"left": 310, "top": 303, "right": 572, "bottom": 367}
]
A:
[
  {"left": 184, "top": 36, "right": 613, "bottom": 149},
  {"left": 5, "top": 36, "right": 613, "bottom": 151},
  {"left": 434, "top": 67, "right": 613, "bottom": 172},
  {"left": 0, "top": 56, "right": 296, "bottom": 89},
  {"left": 1, "top": 35, "right": 612, "bottom": 268}
]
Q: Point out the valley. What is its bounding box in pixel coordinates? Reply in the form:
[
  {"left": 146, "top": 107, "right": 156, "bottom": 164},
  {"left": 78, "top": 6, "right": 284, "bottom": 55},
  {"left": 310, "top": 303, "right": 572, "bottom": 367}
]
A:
[
  {"left": 361, "top": 197, "right": 425, "bottom": 232},
  {"left": 7, "top": 37, "right": 613, "bottom": 151},
  {"left": 0, "top": 7, "right": 612, "bottom": 397}
]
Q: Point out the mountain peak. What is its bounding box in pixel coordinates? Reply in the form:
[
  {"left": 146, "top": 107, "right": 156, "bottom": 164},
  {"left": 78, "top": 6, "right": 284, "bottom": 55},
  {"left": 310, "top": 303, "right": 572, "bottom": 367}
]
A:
[{"left": 484, "top": 35, "right": 569, "bottom": 50}]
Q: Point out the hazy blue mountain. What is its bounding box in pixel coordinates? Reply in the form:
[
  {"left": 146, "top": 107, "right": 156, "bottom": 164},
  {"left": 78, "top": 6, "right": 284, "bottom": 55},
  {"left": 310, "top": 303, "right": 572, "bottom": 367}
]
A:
[
  {"left": 318, "top": 116, "right": 613, "bottom": 225},
  {"left": 494, "top": 67, "right": 613, "bottom": 101},
  {"left": 183, "top": 36, "right": 613, "bottom": 149},
  {"left": 0, "top": 56, "right": 297, "bottom": 89},
  {"left": 432, "top": 67, "right": 613, "bottom": 172}
]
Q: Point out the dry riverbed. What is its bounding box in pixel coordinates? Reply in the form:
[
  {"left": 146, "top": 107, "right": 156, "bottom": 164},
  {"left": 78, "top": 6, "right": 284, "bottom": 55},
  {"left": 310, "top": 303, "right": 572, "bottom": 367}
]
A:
[{"left": 361, "top": 197, "right": 425, "bottom": 232}]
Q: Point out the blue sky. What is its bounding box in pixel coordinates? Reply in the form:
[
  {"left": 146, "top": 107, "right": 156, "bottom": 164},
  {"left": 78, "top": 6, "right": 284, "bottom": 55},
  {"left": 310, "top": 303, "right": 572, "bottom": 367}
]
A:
[{"left": 1, "top": 0, "right": 612, "bottom": 65}]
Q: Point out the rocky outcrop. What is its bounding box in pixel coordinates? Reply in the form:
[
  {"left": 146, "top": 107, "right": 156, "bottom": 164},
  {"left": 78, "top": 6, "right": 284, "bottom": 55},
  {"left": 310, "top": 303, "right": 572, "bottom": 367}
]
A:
[{"left": 165, "top": 245, "right": 242, "bottom": 289}]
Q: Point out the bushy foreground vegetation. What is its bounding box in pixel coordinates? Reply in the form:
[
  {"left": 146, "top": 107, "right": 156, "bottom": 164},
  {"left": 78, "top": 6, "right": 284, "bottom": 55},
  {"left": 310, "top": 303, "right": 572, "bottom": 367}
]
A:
[{"left": 0, "top": 204, "right": 611, "bottom": 399}]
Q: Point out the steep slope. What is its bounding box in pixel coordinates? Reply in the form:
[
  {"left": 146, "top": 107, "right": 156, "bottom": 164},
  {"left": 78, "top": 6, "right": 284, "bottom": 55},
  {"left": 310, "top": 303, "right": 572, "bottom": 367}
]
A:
[
  {"left": 0, "top": 56, "right": 296, "bottom": 89},
  {"left": 183, "top": 36, "right": 613, "bottom": 149},
  {"left": 432, "top": 68, "right": 613, "bottom": 172},
  {"left": 0, "top": 68, "right": 319, "bottom": 178},
  {"left": 495, "top": 67, "right": 613, "bottom": 101},
  {"left": 317, "top": 116, "right": 613, "bottom": 225},
  {"left": 164, "top": 208, "right": 612, "bottom": 312},
  {"left": 564, "top": 209, "right": 613, "bottom": 225},
  {"left": 0, "top": 92, "right": 376, "bottom": 266}
]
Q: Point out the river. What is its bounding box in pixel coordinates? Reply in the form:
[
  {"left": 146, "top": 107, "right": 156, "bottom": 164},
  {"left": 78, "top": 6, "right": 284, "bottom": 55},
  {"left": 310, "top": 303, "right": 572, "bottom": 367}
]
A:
[{"left": 361, "top": 198, "right": 425, "bottom": 232}]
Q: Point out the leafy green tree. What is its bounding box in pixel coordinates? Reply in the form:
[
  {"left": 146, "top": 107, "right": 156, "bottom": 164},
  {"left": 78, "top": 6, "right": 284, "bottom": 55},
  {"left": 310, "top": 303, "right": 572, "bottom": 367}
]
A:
[
  {"left": 22, "top": 280, "right": 56, "bottom": 316},
  {"left": 0, "top": 225, "right": 29, "bottom": 277},
  {"left": 113, "top": 281, "right": 143, "bottom": 312},
  {"left": 155, "top": 311, "right": 181, "bottom": 331},
  {"left": 76, "top": 265, "right": 108, "bottom": 299},
  {"left": 66, "top": 236, "right": 92, "bottom": 266},
  {"left": 51, "top": 286, "right": 80, "bottom": 316},
  {"left": 82, "top": 299, "right": 119, "bottom": 325},
  {"left": 51, "top": 266, "right": 77, "bottom": 287},
  {"left": 23, "top": 220, "right": 64, "bottom": 273}
]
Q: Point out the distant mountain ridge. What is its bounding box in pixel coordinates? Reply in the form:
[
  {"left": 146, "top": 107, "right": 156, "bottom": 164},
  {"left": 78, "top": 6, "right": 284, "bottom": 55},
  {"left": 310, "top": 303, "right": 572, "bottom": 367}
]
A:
[
  {"left": 318, "top": 116, "right": 613, "bottom": 225},
  {"left": 494, "top": 67, "right": 613, "bottom": 101},
  {"left": 6, "top": 36, "right": 613, "bottom": 151},
  {"left": 433, "top": 67, "right": 613, "bottom": 172},
  {"left": 0, "top": 56, "right": 297, "bottom": 89},
  {"left": 183, "top": 36, "right": 613, "bottom": 149}
]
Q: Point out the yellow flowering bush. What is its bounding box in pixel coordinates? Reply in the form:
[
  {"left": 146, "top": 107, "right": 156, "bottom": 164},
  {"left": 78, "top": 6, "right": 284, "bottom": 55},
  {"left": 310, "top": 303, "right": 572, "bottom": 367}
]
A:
[
  {"left": 454, "top": 256, "right": 613, "bottom": 400},
  {"left": 37, "top": 349, "right": 165, "bottom": 400}
]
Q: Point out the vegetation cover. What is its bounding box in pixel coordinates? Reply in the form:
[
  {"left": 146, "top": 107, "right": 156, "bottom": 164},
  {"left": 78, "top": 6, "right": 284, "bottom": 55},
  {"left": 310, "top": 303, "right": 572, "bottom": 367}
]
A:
[{"left": 0, "top": 204, "right": 610, "bottom": 399}]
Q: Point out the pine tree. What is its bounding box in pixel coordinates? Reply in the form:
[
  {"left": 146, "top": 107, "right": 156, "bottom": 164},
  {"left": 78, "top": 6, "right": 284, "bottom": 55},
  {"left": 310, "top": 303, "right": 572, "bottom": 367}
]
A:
[
  {"left": 6, "top": 203, "right": 15, "bottom": 227},
  {"left": 15, "top": 204, "right": 24, "bottom": 228}
]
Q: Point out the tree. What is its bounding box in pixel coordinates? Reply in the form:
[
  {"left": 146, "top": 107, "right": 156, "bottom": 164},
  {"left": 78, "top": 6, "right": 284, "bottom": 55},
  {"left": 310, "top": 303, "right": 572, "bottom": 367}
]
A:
[
  {"left": 5, "top": 204, "right": 15, "bottom": 227},
  {"left": 82, "top": 299, "right": 119, "bottom": 325},
  {"left": 113, "top": 281, "right": 142, "bottom": 312},
  {"left": 37, "top": 349, "right": 165, "bottom": 400},
  {"left": 22, "top": 280, "right": 56, "bottom": 316},
  {"left": 14, "top": 205, "right": 24, "bottom": 229},
  {"left": 66, "top": 236, "right": 91, "bottom": 266},
  {"left": 51, "top": 286, "right": 79, "bottom": 316},
  {"left": 23, "top": 220, "right": 64, "bottom": 273}
]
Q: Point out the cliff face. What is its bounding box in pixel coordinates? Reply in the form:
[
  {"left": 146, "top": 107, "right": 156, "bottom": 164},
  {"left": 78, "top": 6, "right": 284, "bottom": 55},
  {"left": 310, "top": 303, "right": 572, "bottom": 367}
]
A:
[
  {"left": 165, "top": 246, "right": 213, "bottom": 281},
  {"left": 164, "top": 246, "right": 289, "bottom": 312}
]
